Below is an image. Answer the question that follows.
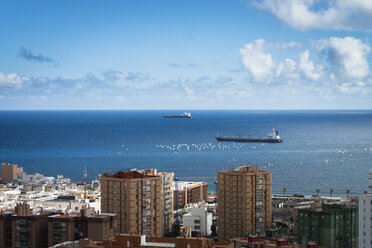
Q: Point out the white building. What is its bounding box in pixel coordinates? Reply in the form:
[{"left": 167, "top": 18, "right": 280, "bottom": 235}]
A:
[
  {"left": 359, "top": 169, "right": 372, "bottom": 248},
  {"left": 182, "top": 207, "right": 212, "bottom": 236}
]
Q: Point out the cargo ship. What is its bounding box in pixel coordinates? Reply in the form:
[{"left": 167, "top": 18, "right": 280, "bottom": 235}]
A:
[
  {"left": 163, "top": 112, "right": 192, "bottom": 119},
  {"left": 216, "top": 129, "right": 283, "bottom": 143}
]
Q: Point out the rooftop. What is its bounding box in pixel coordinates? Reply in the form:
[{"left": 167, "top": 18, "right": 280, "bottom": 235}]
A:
[
  {"left": 174, "top": 181, "right": 205, "bottom": 191},
  {"left": 107, "top": 171, "right": 156, "bottom": 179}
]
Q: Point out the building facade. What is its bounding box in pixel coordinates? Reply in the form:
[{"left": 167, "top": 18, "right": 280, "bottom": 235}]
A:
[
  {"left": 0, "top": 203, "right": 55, "bottom": 248},
  {"left": 217, "top": 166, "right": 272, "bottom": 240},
  {"left": 0, "top": 163, "right": 23, "bottom": 183},
  {"left": 174, "top": 181, "right": 208, "bottom": 210},
  {"left": 182, "top": 207, "right": 212, "bottom": 236},
  {"left": 359, "top": 169, "right": 372, "bottom": 248},
  {"left": 47, "top": 207, "right": 117, "bottom": 246},
  {"left": 100, "top": 169, "right": 174, "bottom": 236},
  {"left": 298, "top": 202, "right": 358, "bottom": 248},
  {"left": 142, "top": 169, "right": 174, "bottom": 234},
  {"left": 84, "top": 233, "right": 234, "bottom": 248}
]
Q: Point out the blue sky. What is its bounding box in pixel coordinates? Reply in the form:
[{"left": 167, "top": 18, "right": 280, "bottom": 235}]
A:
[{"left": 1, "top": 0, "right": 372, "bottom": 109}]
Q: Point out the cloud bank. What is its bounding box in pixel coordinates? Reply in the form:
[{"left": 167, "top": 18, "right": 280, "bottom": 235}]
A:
[{"left": 239, "top": 36, "right": 371, "bottom": 95}]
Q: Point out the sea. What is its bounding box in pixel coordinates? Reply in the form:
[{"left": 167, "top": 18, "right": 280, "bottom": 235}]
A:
[{"left": 0, "top": 110, "right": 371, "bottom": 197}]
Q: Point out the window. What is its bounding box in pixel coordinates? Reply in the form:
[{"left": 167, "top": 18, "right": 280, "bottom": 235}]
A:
[
  {"left": 256, "top": 212, "right": 263, "bottom": 217},
  {"left": 142, "top": 217, "right": 150, "bottom": 222},
  {"left": 256, "top": 201, "right": 262, "bottom": 206}
]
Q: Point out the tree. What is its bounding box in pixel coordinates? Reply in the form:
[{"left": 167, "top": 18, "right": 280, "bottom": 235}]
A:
[
  {"left": 330, "top": 189, "right": 334, "bottom": 198},
  {"left": 364, "top": 190, "right": 368, "bottom": 195},
  {"left": 316, "top": 189, "right": 320, "bottom": 197},
  {"left": 211, "top": 224, "right": 217, "bottom": 237},
  {"left": 283, "top": 187, "right": 287, "bottom": 197},
  {"left": 346, "top": 189, "right": 350, "bottom": 199},
  {"left": 171, "top": 220, "right": 181, "bottom": 237}
]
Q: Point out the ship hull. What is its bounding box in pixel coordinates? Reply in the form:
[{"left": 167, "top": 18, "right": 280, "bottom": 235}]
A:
[
  {"left": 163, "top": 115, "right": 191, "bottom": 119},
  {"left": 216, "top": 136, "right": 283, "bottom": 143}
]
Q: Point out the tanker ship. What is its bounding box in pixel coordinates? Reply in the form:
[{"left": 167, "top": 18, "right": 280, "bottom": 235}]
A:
[{"left": 216, "top": 129, "right": 283, "bottom": 143}]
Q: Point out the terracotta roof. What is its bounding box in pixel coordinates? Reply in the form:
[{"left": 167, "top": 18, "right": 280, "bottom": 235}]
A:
[{"left": 108, "top": 171, "right": 154, "bottom": 179}]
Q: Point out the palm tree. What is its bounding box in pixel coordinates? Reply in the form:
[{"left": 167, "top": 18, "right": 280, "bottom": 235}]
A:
[
  {"left": 346, "top": 189, "right": 350, "bottom": 199},
  {"left": 364, "top": 190, "right": 368, "bottom": 195},
  {"left": 316, "top": 189, "right": 320, "bottom": 197},
  {"left": 283, "top": 187, "right": 287, "bottom": 197},
  {"left": 330, "top": 189, "right": 334, "bottom": 198}
]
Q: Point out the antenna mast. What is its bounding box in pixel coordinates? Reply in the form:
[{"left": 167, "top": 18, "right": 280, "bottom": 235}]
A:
[{"left": 84, "top": 166, "right": 87, "bottom": 199}]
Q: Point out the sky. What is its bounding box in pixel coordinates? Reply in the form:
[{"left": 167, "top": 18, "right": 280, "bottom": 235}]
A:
[{"left": 1, "top": 0, "right": 372, "bottom": 110}]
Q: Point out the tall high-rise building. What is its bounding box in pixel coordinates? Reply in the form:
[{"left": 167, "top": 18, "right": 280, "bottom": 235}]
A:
[
  {"left": 100, "top": 169, "right": 174, "bottom": 236},
  {"left": 217, "top": 166, "right": 272, "bottom": 240},
  {"left": 142, "top": 169, "right": 174, "bottom": 234},
  {"left": 359, "top": 169, "right": 372, "bottom": 248}
]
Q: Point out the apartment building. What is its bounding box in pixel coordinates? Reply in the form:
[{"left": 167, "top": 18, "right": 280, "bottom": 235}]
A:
[
  {"left": 0, "top": 163, "right": 23, "bottom": 183},
  {"left": 142, "top": 169, "right": 174, "bottom": 234},
  {"left": 174, "top": 181, "right": 208, "bottom": 210},
  {"left": 217, "top": 166, "right": 272, "bottom": 240},
  {"left": 359, "top": 169, "right": 372, "bottom": 248},
  {"left": 182, "top": 207, "right": 212, "bottom": 236},
  {"left": 100, "top": 169, "right": 174, "bottom": 236},
  {"left": 47, "top": 206, "right": 117, "bottom": 246},
  {"left": 298, "top": 201, "right": 358, "bottom": 248},
  {"left": 0, "top": 203, "right": 55, "bottom": 248}
]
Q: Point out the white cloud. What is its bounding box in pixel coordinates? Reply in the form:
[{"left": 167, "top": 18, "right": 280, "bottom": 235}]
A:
[
  {"left": 298, "top": 50, "right": 323, "bottom": 80},
  {"left": 276, "top": 58, "right": 299, "bottom": 81},
  {"left": 239, "top": 36, "right": 372, "bottom": 97},
  {"left": 240, "top": 39, "right": 275, "bottom": 82},
  {"left": 255, "top": 0, "right": 372, "bottom": 31},
  {"left": 322, "top": 37, "right": 370, "bottom": 79},
  {"left": 338, "top": 0, "right": 372, "bottom": 12},
  {"left": 103, "top": 71, "right": 149, "bottom": 82},
  {"left": 0, "top": 72, "right": 28, "bottom": 88}
]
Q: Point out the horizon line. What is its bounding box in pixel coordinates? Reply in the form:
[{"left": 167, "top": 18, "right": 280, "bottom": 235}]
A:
[{"left": 0, "top": 109, "right": 372, "bottom": 111}]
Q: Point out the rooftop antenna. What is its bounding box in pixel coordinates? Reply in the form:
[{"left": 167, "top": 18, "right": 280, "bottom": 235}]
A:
[{"left": 84, "top": 166, "right": 87, "bottom": 199}]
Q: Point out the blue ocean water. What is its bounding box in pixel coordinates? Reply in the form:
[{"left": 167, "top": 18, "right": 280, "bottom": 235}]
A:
[{"left": 0, "top": 110, "right": 371, "bottom": 197}]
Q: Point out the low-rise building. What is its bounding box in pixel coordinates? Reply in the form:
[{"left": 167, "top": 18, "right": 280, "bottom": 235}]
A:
[
  {"left": 182, "top": 207, "right": 212, "bottom": 236},
  {"left": 231, "top": 236, "right": 324, "bottom": 248},
  {"left": 84, "top": 234, "right": 233, "bottom": 248},
  {"left": 35, "top": 195, "right": 101, "bottom": 213}
]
